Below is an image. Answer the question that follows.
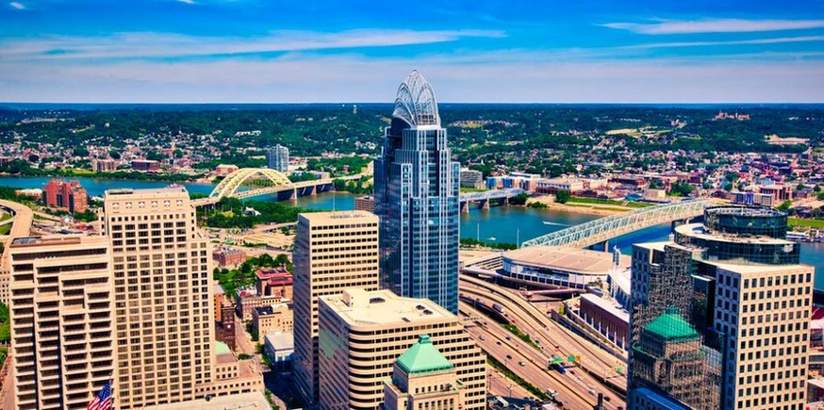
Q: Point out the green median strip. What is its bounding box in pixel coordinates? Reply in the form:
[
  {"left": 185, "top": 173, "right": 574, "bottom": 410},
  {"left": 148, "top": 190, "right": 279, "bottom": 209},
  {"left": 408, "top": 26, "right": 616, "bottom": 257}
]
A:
[
  {"left": 488, "top": 356, "right": 549, "bottom": 401},
  {"left": 503, "top": 323, "right": 541, "bottom": 351}
]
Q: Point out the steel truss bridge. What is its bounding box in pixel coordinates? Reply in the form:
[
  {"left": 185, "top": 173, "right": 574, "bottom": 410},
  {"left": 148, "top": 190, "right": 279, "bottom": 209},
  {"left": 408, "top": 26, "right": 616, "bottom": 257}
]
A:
[
  {"left": 521, "top": 198, "right": 716, "bottom": 249},
  {"left": 191, "top": 168, "right": 342, "bottom": 207}
]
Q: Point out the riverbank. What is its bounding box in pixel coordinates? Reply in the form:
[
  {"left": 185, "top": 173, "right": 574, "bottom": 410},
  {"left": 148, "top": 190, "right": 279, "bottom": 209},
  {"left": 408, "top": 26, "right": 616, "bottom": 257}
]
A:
[{"left": 526, "top": 195, "right": 631, "bottom": 217}]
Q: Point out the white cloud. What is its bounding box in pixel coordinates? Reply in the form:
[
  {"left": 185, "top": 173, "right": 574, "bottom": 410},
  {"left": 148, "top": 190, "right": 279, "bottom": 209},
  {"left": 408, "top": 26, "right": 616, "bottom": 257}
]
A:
[
  {"left": 603, "top": 18, "right": 824, "bottom": 35},
  {"left": 1, "top": 51, "right": 822, "bottom": 103},
  {"left": 9, "top": 1, "right": 25, "bottom": 10},
  {"left": 176, "top": 0, "right": 196, "bottom": 4},
  {"left": 0, "top": 29, "right": 505, "bottom": 61},
  {"left": 620, "top": 35, "right": 824, "bottom": 50}
]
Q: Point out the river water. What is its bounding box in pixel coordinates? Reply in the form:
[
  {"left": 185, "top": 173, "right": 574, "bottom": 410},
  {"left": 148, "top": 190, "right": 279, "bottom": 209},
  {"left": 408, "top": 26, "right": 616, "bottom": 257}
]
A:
[{"left": 4, "top": 175, "right": 823, "bottom": 288}]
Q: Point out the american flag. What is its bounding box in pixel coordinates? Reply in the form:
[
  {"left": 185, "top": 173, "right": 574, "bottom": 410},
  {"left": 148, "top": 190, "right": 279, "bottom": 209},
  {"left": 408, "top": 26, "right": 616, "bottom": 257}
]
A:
[{"left": 87, "top": 382, "right": 113, "bottom": 410}]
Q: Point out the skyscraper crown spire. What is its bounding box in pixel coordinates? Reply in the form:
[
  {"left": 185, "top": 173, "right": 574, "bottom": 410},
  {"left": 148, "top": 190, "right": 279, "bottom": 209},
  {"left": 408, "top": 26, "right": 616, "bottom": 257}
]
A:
[{"left": 392, "top": 70, "right": 440, "bottom": 127}]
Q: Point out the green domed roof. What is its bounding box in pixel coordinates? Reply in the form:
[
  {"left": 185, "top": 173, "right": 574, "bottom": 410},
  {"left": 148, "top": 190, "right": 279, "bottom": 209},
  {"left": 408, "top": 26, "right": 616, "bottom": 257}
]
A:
[
  {"left": 644, "top": 306, "right": 699, "bottom": 341},
  {"left": 396, "top": 335, "right": 453, "bottom": 375}
]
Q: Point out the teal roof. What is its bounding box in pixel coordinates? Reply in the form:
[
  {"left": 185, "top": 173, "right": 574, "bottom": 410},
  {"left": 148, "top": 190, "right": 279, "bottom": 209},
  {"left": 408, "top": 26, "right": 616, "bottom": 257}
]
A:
[
  {"left": 396, "top": 335, "right": 453, "bottom": 375},
  {"left": 215, "top": 341, "right": 232, "bottom": 355},
  {"left": 644, "top": 306, "right": 699, "bottom": 341}
]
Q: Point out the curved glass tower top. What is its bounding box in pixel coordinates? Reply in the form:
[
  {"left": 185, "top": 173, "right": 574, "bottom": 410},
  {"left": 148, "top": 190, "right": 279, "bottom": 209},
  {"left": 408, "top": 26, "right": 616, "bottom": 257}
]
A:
[{"left": 392, "top": 70, "right": 441, "bottom": 128}]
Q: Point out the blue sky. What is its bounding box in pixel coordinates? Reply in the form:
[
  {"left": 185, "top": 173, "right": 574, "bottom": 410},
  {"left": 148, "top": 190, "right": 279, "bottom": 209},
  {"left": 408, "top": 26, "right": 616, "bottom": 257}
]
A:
[{"left": 1, "top": 0, "right": 824, "bottom": 102}]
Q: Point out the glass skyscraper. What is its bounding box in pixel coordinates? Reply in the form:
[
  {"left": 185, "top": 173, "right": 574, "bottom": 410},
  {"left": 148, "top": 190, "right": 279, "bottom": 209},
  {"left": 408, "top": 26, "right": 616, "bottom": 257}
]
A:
[
  {"left": 374, "top": 70, "right": 461, "bottom": 313},
  {"left": 267, "top": 144, "right": 289, "bottom": 172}
]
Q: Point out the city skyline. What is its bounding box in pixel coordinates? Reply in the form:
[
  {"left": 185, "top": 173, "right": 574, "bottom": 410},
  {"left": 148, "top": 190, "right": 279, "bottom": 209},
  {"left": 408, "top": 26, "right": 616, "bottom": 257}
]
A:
[{"left": 1, "top": 1, "right": 824, "bottom": 102}]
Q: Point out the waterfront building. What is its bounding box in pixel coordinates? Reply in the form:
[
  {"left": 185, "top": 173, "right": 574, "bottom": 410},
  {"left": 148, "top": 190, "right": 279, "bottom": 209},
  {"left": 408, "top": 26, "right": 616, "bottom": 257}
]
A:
[
  {"left": 130, "top": 159, "right": 160, "bottom": 172},
  {"left": 43, "top": 178, "right": 88, "bottom": 213},
  {"left": 460, "top": 168, "right": 484, "bottom": 189},
  {"left": 8, "top": 235, "right": 115, "bottom": 410},
  {"left": 292, "top": 210, "right": 380, "bottom": 406},
  {"left": 628, "top": 206, "right": 813, "bottom": 410},
  {"left": 267, "top": 144, "right": 289, "bottom": 172},
  {"left": 93, "top": 158, "right": 118, "bottom": 173},
  {"left": 374, "top": 70, "right": 461, "bottom": 313},
  {"left": 502, "top": 246, "right": 630, "bottom": 289},
  {"left": 317, "top": 289, "right": 486, "bottom": 410},
  {"left": 383, "top": 335, "right": 464, "bottom": 410},
  {"left": 354, "top": 195, "right": 376, "bottom": 212}
]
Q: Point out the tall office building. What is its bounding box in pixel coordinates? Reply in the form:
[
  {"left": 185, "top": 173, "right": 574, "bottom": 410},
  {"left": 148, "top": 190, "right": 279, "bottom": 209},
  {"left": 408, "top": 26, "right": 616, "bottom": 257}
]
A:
[
  {"left": 8, "top": 235, "right": 115, "bottom": 410},
  {"left": 628, "top": 206, "right": 812, "bottom": 410},
  {"left": 374, "top": 70, "right": 461, "bottom": 313},
  {"left": 317, "top": 288, "right": 486, "bottom": 410},
  {"left": 103, "top": 187, "right": 215, "bottom": 409},
  {"left": 267, "top": 144, "right": 289, "bottom": 173},
  {"left": 292, "top": 211, "right": 380, "bottom": 406}
]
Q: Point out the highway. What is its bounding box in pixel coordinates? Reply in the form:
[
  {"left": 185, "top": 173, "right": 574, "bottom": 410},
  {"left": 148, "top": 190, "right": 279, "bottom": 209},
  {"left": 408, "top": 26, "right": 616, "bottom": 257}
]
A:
[
  {"left": 459, "top": 274, "right": 626, "bottom": 405},
  {"left": 462, "top": 302, "right": 626, "bottom": 410}
]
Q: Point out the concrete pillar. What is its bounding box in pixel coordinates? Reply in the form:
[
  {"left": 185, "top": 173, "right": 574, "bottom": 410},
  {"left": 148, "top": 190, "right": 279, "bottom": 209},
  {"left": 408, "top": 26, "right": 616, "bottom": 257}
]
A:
[
  {"left": 309, "top": 185, "right": 317, "bottom": 196},
  {"left": 481, "top": 198, "right": 490, "bottom": 210},
  {"left": 289, "top": 188, "right": 297, "bottom": 201},
  {"left": 460, "top": 201, "right": 469, "bottom": 214}
]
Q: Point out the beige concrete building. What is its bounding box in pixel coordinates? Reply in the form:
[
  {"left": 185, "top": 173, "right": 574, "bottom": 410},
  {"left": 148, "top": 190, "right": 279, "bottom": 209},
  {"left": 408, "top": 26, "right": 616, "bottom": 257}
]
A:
[
  {"left": 713, "top": 262, "right": 813, "bottom": 409},
  {"left": 317, "top": 289, "right": 486, "bottom": 410},
  {"left": 384, "top": 335, "right": 464, "bottom": 410},
  {"left": 8, "top": 235, "right": 115, "bottom": 410},
  {"left": 103, "top": 187, "right": 216, "bottom": 409},
  {"left": 252, "top": 303, "right": 293, "bottom": 336},
  {"left": 293, "top": 210, "right": 380, "bottom": 406}
]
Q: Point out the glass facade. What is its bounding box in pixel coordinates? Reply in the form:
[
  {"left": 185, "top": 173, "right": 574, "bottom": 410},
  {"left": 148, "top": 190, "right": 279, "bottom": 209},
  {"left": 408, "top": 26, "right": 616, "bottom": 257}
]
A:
[{"left": 375, "top": 72, "right": 461, "bottom": 313}]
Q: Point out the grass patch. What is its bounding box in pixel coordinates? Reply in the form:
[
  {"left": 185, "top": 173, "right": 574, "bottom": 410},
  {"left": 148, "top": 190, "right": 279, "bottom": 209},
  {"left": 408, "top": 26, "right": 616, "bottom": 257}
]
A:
[
  {"left": 568, "top": 196, "right": 651, "bottom": 208},
  {"left": 789, "top": 217, "right": 824, "bottom": 229},
  {"left": 488, "top": 356, "right": 549, "bottom": 401},
  {"left": 503, "top": 323, "right": 541, "bottom": 350}
]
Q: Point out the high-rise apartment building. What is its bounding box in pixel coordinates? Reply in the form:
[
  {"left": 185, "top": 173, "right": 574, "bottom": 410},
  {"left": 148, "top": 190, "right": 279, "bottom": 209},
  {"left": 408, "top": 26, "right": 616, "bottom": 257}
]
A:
[
  {"left": 628, "top": 206, "right": 813, "bottom": 410},
  {"left": 103, "top": 187, "right": 215, "bottom": 409},
  {"left": 317, "top": 288, "right": 486, "bottom": 410},
  {"left": 267, "top": 144, "right": 289, "bottom": 173},
  {"left": 374, "top": 70, "right": 460, "bottom": 313},
  {"left": 8, "top": 235, "right": 115, "bottom": 410},
  {"left": 292, "top": 210, "right": 380, "bottom": 406}
]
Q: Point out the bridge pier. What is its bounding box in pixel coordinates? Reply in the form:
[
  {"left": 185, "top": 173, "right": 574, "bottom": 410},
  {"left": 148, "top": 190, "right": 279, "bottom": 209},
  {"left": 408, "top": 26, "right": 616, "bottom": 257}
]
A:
[
  {"left": 460, "top": 201, "right": 469, "bottom": 214},
  {"left": 309, "top": 185, "right": 317, "bottom": 196},
  {"left": 481, "top": 198, "right": 490, "bottom": 210},
  {"left": 289, "top": 188, "right": 297, "bottom": 201}
]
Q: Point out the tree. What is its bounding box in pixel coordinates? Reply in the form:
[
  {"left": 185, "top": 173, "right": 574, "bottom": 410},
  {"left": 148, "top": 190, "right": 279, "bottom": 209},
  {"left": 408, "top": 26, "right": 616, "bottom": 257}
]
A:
[
  {"left": 555, "top": 190, "right": 571, "bottom": 204},
  {"left": 777, "top": 200, "right": 792, "bottom": 212}
]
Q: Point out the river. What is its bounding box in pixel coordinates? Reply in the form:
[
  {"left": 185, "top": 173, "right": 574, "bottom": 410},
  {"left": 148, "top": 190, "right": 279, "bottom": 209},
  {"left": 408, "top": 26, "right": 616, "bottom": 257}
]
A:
[{"left": 3, "top": 175, "right": 824, "bottom": 288}]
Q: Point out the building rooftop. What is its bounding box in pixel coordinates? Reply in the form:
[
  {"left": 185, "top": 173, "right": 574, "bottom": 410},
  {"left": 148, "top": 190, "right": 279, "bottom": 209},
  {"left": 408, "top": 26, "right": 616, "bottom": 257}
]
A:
[
  {"left": 503, "top": 246, "right": 629, "bottom": 274},
  {"left": 103, "top": 185, "right": 189, "bottom": 199},
  {"left": 580, "top": 294, "right": 629, "bottom": 323},
  {"left": 319, "top": 289, "right": 454, "bottom": 327},
  {"left": 675, "top": 222, "right": 793, "bottom": 246},
  {"left": 707, "top": 261, "right": 811, "bottom": 275},
  {"left": 644, "top": 306, "right": 699, "bottom": 341},
  {"left": 143, "top": 392, "right": 271, "bottom": 410},
  {"left": 396, "top": 335, "right": 453, "bottom": 375},
  {"left": 299, "top": 210, "right": 377, "bottom": 224},
  {"left": 264, "top": 331, "right": 294, "bottom": 350}
]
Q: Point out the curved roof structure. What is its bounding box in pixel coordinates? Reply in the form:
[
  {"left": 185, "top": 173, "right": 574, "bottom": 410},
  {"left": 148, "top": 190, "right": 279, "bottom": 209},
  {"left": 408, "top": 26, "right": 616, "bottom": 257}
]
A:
[{"left": 392, "top": 70, "right": 441, "bottom": 128}]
